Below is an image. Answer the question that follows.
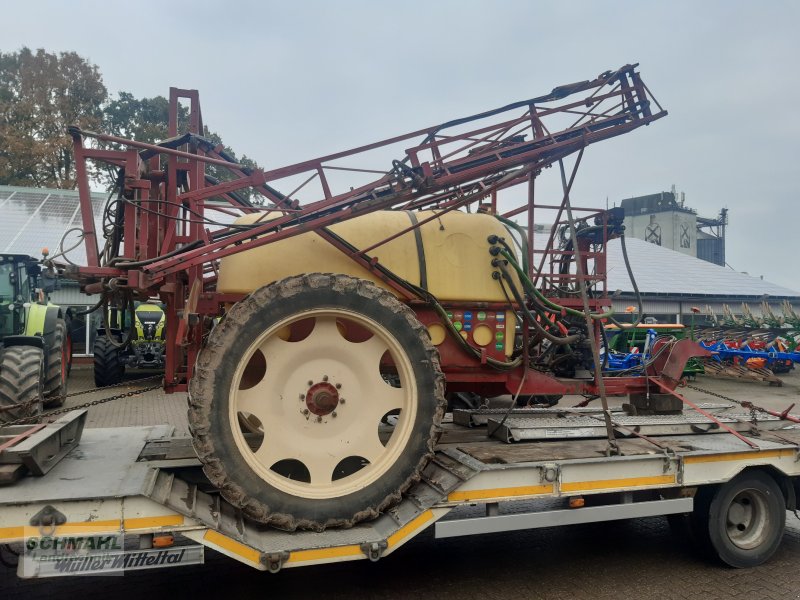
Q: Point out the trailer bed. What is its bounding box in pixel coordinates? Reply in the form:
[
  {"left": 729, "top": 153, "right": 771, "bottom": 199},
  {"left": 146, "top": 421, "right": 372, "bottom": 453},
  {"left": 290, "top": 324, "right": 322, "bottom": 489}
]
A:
[{"left": 3, "top": 411, "right": 800, "bottom": 575}]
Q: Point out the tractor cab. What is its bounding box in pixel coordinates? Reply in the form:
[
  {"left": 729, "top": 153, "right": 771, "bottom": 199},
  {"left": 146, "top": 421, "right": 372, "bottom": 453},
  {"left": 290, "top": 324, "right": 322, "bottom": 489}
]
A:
[{"left": 0, "top": 254, "right": 50, "bottom": 339}]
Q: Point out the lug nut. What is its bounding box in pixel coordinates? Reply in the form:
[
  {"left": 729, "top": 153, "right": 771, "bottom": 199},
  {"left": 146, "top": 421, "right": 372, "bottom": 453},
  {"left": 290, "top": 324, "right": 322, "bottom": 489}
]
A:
[
  {"left": 299, "top": 394, "right": 305, "bottom": 400},
  {"left": 302, "top": 409, "right": 309, "bottom": 416},
  {"left": 335, "top": 383, "right": 341, "bottom": 389},
  {"left": 316, "top": 416, "right": 322, "bottom": 423},
  {"left": 340, "top": 398, "right": 346, "bottom": 404},
  {"left": 307, "top": 380, "right": 313, "bottom": 386},
  {"left": 332, "top": 411, "right": 337, "bottom": 418},
  {"left": 323, "top": 375, "right": 329, "bottom": 382}
]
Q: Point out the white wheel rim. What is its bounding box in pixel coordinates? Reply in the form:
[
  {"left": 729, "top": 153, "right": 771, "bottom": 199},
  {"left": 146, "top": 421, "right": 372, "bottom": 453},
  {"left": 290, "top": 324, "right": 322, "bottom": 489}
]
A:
[
  {"left": 726, "top": 488, "right": 771, "bottom": 550},
  {"left": 229, "top": 308, "right": 418, "bottom": 500}
]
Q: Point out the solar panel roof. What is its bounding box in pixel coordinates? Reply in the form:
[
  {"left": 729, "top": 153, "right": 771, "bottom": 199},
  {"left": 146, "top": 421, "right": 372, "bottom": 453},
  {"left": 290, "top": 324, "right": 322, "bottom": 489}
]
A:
[
  {"left": 0, "top": 185, "right": 107, "bottom": 265},
  {"left": 605, "top": 236, "right": 799, "bottom": 298}
]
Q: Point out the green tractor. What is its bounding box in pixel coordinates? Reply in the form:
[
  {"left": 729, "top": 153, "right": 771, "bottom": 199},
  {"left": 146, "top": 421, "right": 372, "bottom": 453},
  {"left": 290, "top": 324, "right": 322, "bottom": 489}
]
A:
[
  {"left": 0, "top": 254, "right": 72, "bottom": 423},
  {"left": 93, "top": 302, "right": 166, "bottom": 387}
]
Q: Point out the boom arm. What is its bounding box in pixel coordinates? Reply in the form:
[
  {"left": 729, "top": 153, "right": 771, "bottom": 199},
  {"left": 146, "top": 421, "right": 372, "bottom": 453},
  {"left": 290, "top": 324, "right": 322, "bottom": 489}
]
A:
[{"left": 68, "top": 63, "right": 664, "bottom": 290}]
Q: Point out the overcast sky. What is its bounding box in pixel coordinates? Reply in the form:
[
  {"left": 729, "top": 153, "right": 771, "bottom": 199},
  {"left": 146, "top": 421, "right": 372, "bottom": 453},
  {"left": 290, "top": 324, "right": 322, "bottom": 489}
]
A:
[{"left": 5, "top": 0, "right": 799, "bottom": 290}]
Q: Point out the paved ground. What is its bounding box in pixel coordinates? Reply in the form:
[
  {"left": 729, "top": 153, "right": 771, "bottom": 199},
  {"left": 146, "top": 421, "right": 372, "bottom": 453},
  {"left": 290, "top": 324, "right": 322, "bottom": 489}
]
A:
[
  {"left": 60, "top": 367, "right": 190, "bottom": 433},
  {"left": 60, "top": 364, "right": 800, "bottom": 431},
  {"left": 2, "top": 367, "right": 800, "bottom": 598}
]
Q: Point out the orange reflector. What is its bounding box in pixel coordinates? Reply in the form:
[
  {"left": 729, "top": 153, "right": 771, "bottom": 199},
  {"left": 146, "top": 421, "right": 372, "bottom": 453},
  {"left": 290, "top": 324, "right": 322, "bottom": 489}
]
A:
[
  {"left": 152, "top": 534, "right": 174, "bottom": 548},
  {"left": 569, "top": 497, "right": 585, "bottom": 508}
]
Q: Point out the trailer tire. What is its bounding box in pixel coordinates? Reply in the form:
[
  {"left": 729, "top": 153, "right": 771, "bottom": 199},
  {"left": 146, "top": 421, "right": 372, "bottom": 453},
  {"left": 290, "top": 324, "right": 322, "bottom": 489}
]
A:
[
  {"left": 189, "top": 274, "right": 446, "bottom": 531},
  {"left": 94, "top": 335, "right": 125, "bottom": 387},
  {"left": 691, "top": 471, "right": 785, "bottom": 568},
  {"left": 0, "top": 346, "right": 44, "bottom": 423},
  {"left": 44, "top": 319, "right": 71, "bottom": 408}
]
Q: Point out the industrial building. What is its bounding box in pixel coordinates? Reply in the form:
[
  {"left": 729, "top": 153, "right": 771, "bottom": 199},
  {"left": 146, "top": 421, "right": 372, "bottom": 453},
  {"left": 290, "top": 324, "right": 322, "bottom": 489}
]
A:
[{"left": 620, "top": 189, "right": 728, "bottom": 266}]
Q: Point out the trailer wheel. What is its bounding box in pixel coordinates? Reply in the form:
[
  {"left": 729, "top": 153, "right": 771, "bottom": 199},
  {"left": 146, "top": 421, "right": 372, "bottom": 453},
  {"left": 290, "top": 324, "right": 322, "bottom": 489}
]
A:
[
  {"left": 692, "top": 471, "right": 786, "bottom": 568},
  {"left": 0, "top": 346, "right": 44, "bottom": 423},
  {"left": 93, "top": 335, "right": 124, "bottom": 387},
  {"left": 44, "top": 319, "right": 71, "bottom": 408},
  {"left": 189, "top": 274, "right": 445, "bottom": 531}
]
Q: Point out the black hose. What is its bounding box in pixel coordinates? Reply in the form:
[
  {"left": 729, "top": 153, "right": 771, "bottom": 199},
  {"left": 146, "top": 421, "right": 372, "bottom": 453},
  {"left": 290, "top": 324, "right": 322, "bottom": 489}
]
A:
[
  {"left": 610, "top": 233, "right": 644, "bottom": 327},
  {"left": 103, "top": 293, "right": 135, "bottom": 349},
  {"left": 494, "top": 215, "right": 530, "bottom": 275},
  {"left": 73, "top": 297, "right": 104, "bottom": 317},
  {"left": 496, "top": 262, "right": 579, "bottom": 345},
  {"left": 110, "top": 239, "right": 204, "bottom": 268}
]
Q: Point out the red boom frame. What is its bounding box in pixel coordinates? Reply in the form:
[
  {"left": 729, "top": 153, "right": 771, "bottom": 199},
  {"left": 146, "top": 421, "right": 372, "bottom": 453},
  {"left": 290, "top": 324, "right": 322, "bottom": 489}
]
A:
[{"left": 65, "top": 63, "right": 701, "bottom": 400}]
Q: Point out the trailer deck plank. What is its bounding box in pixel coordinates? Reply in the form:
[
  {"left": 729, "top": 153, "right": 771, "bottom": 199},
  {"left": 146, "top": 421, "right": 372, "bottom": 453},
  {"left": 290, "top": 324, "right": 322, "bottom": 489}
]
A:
[
  {"left": 453, "top": 438, "right": 690, "bottom": 464},
  {"left": 1, "top": 425, "right": 172, "bottom": 504}
]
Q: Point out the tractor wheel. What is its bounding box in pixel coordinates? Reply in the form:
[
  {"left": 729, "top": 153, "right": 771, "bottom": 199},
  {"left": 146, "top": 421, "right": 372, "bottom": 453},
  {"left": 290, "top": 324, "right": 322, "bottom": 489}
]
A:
[
  {"left": 0, "top": 346, "right": 45, "bottom": 424},
  {"left": 44, "top": 319, "right": 71, "bottom": 408},
  {"left": 93, "top": 335, "right": 124, "bottom": 387},
  {"left": 189, "top": 274, "right": 446, "bottom": 531}
]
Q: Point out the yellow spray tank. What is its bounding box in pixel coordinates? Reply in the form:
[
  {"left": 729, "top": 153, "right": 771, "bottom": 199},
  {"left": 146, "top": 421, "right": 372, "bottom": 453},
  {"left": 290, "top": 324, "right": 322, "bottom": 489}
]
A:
[{"left": 217, "top": 210, "right": 520, "bottom": 303}]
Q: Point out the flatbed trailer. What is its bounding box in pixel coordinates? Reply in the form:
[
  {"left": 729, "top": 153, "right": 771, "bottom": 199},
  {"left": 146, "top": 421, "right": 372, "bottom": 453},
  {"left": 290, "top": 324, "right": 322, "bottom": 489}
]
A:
[{"left": 3, "top": 407, "right": 800, "bottom": 577}]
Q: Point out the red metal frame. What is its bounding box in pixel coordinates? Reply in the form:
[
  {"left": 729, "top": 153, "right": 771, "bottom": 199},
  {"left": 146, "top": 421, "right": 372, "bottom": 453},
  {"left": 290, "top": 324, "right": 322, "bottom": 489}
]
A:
[{"left": 66, "top": 64, "right": 701, "bottom": 396}]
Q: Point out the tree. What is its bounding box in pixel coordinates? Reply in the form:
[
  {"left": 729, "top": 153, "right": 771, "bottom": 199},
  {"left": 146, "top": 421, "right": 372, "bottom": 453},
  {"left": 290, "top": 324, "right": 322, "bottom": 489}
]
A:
[
  {"left": 104, "top": 92, "right": 265, "bottom": 203},
  {"left": 103, "top": 91, "right": 173, "bottom": 144},
  {"left": 0, "top": 48, "right": 107, "bottom": 188}
]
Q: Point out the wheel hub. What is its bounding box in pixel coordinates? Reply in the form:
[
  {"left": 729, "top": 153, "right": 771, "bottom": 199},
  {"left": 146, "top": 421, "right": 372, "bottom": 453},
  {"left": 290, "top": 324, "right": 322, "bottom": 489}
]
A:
[
  {"left": 305, "top": 381, "right": 340, "bottom": 416},
  {"left": 726, "top": 489, "right": 768, "bottom": 549}
]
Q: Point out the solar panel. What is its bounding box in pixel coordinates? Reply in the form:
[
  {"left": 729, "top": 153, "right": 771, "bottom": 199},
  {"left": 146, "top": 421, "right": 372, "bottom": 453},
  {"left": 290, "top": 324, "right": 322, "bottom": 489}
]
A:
[
  {"left": 605, "top": 236, "right": 799, "bottom": 297},
  {"left": 0, "top": 185, "right": 106, "bottom": 265}
]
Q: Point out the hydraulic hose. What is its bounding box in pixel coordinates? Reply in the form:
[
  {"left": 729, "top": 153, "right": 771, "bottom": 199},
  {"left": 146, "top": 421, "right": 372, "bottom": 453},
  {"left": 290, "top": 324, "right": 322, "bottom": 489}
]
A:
[
  {"left": 498, "top": 248, "right": 615, "bottom": 320},
  {"left": 493, "top": 215, "right": 529, "bottom": 275},
  {"left": 612, "top": 233, "right": 644, "bottom": 328},
  {"left": 494, "top": 261, "right": 580, "bottom": 345}
]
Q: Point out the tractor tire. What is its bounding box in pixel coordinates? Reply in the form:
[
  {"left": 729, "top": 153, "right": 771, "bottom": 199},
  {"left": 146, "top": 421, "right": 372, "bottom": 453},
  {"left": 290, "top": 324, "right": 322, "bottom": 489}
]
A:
[
  {"left": 0, "top": 346, "right": 45, "bottom": 424},
  {"left": 44, "top": 319, "right": 71, "bottom": 408},
  {"left": 189, "top": 274, "right": 446, "bottom": 531},
  {"left": 93, "top": 335, "right": 125, "bottom": 387}
]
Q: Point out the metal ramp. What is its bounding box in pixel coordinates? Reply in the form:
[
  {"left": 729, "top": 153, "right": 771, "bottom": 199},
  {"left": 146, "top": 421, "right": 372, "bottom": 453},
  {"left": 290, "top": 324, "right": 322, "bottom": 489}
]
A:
[
  {"left": 143, "top": 450, "right": 480, "bottom": 571},
  {"left": 0, "top": 409, "right": 87, "bottom": 484}
]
